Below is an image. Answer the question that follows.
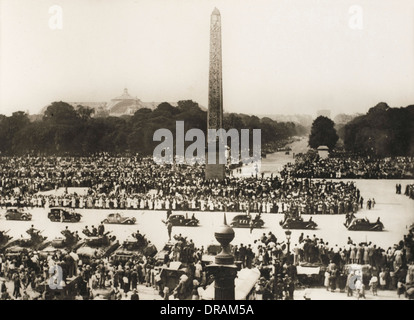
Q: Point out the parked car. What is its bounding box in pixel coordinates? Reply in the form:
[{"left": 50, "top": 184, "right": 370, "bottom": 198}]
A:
[
  {"left": 101, "top": 213, "right": 136, "bottom": 225},
  {"left": 5, "top": 207, "right": 32, "bottom": 221},
  {"left": 47, "top": 207, "right": 82, "bottom": 222},
  {"left": 230, "top": 214, "right": 264, "bottom": 228}
]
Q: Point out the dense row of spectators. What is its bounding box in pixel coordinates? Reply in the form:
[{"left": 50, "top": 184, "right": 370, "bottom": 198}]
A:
[
  {"left": 282, "top": 154, "right": 414, "bottom": 179},
  {"left": 246, "top": 225, "right": 414, "bottom": 299},
  {"left": 0, "top": 156, "right": 362, "bottom": 215}
]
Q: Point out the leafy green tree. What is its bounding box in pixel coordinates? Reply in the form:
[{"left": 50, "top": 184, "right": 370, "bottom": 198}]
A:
[
  {"left": 76, "top": 105, "right": 95, "bottom": 121},
  {"left": 43, "top": 101, "right": 79, "bottom": 124},
  {"left": 344, "top": 103, "right": 414, "bottom": 156},
  {"left": 308, "top": 116, "right": 338, "bottom": 150}
]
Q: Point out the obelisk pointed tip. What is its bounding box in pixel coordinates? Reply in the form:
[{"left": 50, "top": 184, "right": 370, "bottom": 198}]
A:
[{"left": 212, "top": 7, "right": 220, "bottom": 16}]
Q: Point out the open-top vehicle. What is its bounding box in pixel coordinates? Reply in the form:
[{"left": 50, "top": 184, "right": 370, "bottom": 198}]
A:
[
  {"left": 155, "top": 242, "right": 176, "bottom": 263},
  {"left": 50, "top": 229, "right": 82, "bottom": 249},
  {"left": 165, "top": 214, "right": 199, "bottom": 227},
  {"left": 101, "top": 213, "right": 136, "bottom": 225},
  {"left": 201, "top": 242, "right": 237, "bottom": 265},
  {"left": 230, "top": 214, "right": 264, "bottom": 228},
  {"left": 111, "top": 234, "right": 157, "bottom": 263},
  {"left": 4, "top": 227, "right": 49, "bottom": 258},
  {"left": 346, "top": 218, "right": 384, "bottom": 231},
  {"left": 280, "top": 216, "right": 318, "bottom": 229},
  {"left": 48, "top": 207, "right": 82, "bottom": 222},
  {"left": 76, "top": 231, "right": 119, "bottom": 262},
  {"left": 40, "top": 228, "right": 84, "bottom": 257},
  {"left": 4, "top": 207, "right": 32, "bottom": 221},
  {"left": 0, "top": 229, "right": 12, "bottom": 251}
]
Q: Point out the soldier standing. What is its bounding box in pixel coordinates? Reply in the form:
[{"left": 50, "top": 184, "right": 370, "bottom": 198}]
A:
[
  {"left": 167, "top": 221, "right": 173, "bottom": 241},
  {"left": 98, "top": 222, "right": 105, "bottom": 237}
]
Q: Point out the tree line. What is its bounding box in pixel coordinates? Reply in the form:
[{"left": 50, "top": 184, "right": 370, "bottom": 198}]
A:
[
  {"left": 0, "top": 100, "right": 307, "bottom": 156},
  {"left": 308, "top": 102, "right": 414, "bottom": 156},
  {"left": 343, "top": 103, "right": 414, "bottom": 156}
]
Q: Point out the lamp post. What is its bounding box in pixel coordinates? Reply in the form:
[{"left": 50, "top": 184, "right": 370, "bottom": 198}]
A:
[
  {"left": 206, "top": 213, "right": 238, "bottom": 300},
  {"left": 285, "top": 230, "right": 291, "bottom": 263}
]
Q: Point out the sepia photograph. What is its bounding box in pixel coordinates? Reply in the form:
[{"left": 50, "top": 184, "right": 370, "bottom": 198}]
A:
[{"left": 0, "top": 0, "right": 413, "bottom": 307}]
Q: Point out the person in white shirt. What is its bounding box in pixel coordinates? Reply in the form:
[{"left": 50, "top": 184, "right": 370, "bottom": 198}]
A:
[{"left": 369, "top": 275, "right": 378, "bottom": 296}]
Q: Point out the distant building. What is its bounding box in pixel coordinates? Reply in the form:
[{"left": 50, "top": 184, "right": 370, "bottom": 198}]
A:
[
  {"left": 69, "top": 102, "right": 107, "bottom": 110},
  {"left": 317, "top": 145, "right": 329, "bottom": 159},
  {"left": 42, "top": 88, "right": 180, "bottom": 118},
  {"left": 317, "top": 109, "right": 331, "bottom": 119},
  {"left": 106, "top": 88, "right": 178, "bottom": 116},
  {"left": 107, "top": 88, "right": 142, "bottom": 116}
]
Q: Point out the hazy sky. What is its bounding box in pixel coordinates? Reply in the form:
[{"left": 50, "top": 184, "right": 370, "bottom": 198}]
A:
[{"left": 1, "top": 0, "right": 413, "bottom": 117}]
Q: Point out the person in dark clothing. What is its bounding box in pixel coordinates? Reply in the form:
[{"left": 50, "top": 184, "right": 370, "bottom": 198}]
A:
[
  {"left": 123, "top": 267, "right": 131, "bottom": 293},
  {"left": 130, "top": 267, "right": 138, "bottom": 290},
  {"left": 263, "top": 277, "right": 274, "bottom": 300},
  {"left": 284, "top": 276, "right": 295, "bottom": 300},
  {"left": 12, "top": 273, "right": 21, "bottom": 298},
  {"left": 267, "top": 232, "right": 277, "bottom": 244},
  {"left": 97, "top": 222, "right": 105, "bottom": 237},
  {"left": 367, "top": 199, "right": 372, "bottom": 210},
  {"left": 233, "top": 245, "right": 240, "bottom": 262},
  {"left": 239, "top": 244, "right": 247, "bottom": 268},
  {"left": 246, "top": 245, "right": 254, "bottom": 268},
  {"left": 249, "top": 220, "right": 254, "bottom": 234},
  {"left": 0, "top": 280, "right": 7, "bottom": 300},
  {"left": 167, "top": 222, "right": 173, "bottom": 241},
  {"left": 130, "top": 289, "right": 139, "bottom": 300},
  {"left": 137, "top": 264, "right": 144, "bottom": 284}
]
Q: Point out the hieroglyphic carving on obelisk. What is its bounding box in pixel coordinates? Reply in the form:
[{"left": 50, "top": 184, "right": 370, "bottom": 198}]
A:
[{"left": 206, "top": 7, "right": 225, "bottom": 180}]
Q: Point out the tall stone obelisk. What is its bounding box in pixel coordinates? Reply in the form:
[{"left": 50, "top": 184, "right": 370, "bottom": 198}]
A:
[{"left": 206, "top": 7, "right": 225, "bottom": 180}]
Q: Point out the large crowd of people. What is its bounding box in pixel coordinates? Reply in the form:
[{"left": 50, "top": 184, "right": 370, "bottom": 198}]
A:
[
  {"left": 0, "top": 153, "right": 413, "bottom": 300},
  {"left": 1, "top": 220, "right": 413, "bottom": 300},
  {"left": 282, "top": 154, "right": 414, "bottom": 179},
  {"left": 0, "top": 155, "right": 362, "bottom": 215}
]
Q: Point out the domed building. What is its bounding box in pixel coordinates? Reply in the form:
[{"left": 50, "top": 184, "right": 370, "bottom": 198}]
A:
[
  {"left": 107, "top": 88, "right": 145, "bottom": 116},
  {"left": 56, "top": 88, "right": 177, "bottom": 118}
]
